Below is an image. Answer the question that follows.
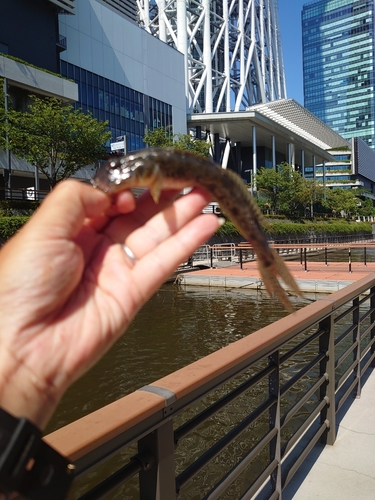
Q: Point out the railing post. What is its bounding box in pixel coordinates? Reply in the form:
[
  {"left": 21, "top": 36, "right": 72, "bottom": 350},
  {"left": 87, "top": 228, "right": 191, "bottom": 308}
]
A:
[
  {"left": 371, "top": 286, "right": 375, "bottom": 368},
  {"left": 138, "top": 420, "right": 176, "bottom": 500},
  {"left": 353, "top": 297, "right": 361, "bottom": 398},
  {"left": 319, "top": 313, "right": 336, "bottom": 445},
  {"left": 268, "top": 351, "right": 282, "bottom": 496}
]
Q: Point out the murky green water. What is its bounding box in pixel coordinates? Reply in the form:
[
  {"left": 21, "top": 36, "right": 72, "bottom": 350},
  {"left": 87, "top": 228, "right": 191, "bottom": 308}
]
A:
[
  {"left": 46, "top": 285, "right": 316, "bottom": 434},
  {"left": 48, "top": 247, "right": 372, "bottom": 435},
  {"left": 290, "top": 245, "right": 375, "bottom": 264}
]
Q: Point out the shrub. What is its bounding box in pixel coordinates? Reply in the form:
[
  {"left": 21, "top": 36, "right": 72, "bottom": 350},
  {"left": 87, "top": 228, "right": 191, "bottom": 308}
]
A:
[
  {"left": 216, "top": 219, "right": 372, "bottom": 239},
  {"left": 0, "top": 200, "right": 40, "bottom": 217},
  {"left": 0, "top": 217, "right": 29, "bottom": 240}
]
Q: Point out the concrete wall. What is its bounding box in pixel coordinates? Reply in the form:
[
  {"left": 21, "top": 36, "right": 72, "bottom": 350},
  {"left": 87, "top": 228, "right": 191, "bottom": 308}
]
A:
[
  {"left": 0, "top": 0, "right": 60, "bottom": 73},
  {"left": 0, "top": 55, "right": 78, "bottom": 103},
  {"left": 59, "top": 0, "right": 187, "bottom": 134}
]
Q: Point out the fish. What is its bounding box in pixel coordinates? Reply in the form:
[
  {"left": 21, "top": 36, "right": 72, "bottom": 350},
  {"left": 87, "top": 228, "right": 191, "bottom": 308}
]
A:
[{"left": 92, "top": 148, "right": 301, "bottom": 312}]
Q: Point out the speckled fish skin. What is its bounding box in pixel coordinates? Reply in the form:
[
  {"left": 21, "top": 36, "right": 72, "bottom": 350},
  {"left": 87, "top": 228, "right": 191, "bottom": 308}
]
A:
[{"left": 92, "top": 148, "right": 301, "bottom": 312}]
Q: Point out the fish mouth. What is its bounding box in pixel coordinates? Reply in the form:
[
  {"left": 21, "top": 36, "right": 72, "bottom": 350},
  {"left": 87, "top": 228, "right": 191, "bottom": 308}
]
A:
[{"left": 91, "top": 176, "right": 110, "bottom": 193}]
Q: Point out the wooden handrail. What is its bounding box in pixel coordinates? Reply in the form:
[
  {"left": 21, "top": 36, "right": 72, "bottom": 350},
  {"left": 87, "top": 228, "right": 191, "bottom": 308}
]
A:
[{"left": 45, "top": 274, "right": 375, "bottom": 461}]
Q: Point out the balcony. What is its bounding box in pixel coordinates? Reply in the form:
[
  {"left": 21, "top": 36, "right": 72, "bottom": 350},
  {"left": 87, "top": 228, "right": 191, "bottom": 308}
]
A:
[
  {"left": 47, "top": 0, "right": 75, "bottom": 14},
  {"left": 0, "top": 54, "right": 78, "bottom": 103},
  {"left": 56, "top": 33, "right": 67, "bottom": 52}
]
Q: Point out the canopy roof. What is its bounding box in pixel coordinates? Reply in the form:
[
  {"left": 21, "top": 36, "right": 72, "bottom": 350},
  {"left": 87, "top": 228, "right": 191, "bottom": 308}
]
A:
[{"left": 188, "top": 99, "right": 349, "bottom": 166}]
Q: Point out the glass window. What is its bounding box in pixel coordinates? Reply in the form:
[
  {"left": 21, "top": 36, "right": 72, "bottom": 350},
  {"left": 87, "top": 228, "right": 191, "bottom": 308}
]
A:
[{"left": 60, "top": 62, "right": 173, "bottom": 152}]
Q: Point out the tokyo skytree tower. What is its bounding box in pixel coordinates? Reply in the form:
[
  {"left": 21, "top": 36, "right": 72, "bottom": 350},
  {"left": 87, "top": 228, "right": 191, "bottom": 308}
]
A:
[{"left": 137, "top": 0, "right": 287, "bottom": 113}]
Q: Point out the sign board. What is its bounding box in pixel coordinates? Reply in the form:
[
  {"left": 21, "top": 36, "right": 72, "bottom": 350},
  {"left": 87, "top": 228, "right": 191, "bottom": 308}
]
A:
[{"left": 110, "top": 140, "right": 125, "bottom": 151}]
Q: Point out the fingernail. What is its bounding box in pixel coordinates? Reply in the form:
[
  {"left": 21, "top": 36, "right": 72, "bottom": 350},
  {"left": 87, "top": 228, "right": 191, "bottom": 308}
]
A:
[{"left": 218, "top": 217, "right": 226, "bottom": 226}]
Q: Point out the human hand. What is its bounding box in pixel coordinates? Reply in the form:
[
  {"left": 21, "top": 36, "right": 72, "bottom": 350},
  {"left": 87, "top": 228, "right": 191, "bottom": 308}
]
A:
[{"left": 0, "top": 180, "right": 219, "bottom": 428}]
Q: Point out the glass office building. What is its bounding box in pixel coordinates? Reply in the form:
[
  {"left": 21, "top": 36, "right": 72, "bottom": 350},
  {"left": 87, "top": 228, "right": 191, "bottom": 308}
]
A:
[
  {"left": 60, "top": 61, "right": 172, "bottom": 152},
  {"left": 302, "top": 0, "right": 375, "bottom": 148}
]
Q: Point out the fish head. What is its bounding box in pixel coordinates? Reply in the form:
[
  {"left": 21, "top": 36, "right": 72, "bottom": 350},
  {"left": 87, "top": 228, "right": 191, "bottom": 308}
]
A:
[{"left": 91, "top": 155, "right": 158, "bottom": 194}]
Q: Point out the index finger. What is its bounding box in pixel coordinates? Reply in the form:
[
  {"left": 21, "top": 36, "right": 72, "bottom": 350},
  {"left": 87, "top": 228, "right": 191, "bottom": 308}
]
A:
[{"left": 24, "top": 180, "right": 111, "bottom": 241}]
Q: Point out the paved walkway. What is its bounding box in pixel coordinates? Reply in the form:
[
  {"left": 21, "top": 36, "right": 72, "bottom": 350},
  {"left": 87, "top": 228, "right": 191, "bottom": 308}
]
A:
[
  {"left": 179, "top": 260, "right": 375, "bottom": 293},
  {"left": 284, "top": 370, "right": 375, "bottom": 500},
  {"left": 180, "top": 259, "right": 375, "bottom": 499}
]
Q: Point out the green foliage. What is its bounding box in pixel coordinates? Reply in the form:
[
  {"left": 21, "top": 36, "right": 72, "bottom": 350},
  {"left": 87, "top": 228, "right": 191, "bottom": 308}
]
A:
[
  {"left": 5, "top": 96, "right": 111, "bottom": 187},
  {"left": 143, "top": 126, "right": 211, "bottom": 157},
  {"left": 216, "top": 220, "right": 238, "bottom": 236},
  {"left": 143, "top": 126, "right": 173, "bottom": 148},
  {"left": 255, "top": 163, "right": 320, "bottom": 216},
  {"left": 357, "top": 196, "right": 375, "bottom": 216},
  {"left": 216, "top": 220, "right": 372, "bottom": 238},
  {"left": 328, "top": 146, "right": 351, "bottom": 151},
  {"left": 173, "top": 134, "right": 211, "bottom": 157},
  {"left": 0, "top": 200, "right": 39, "bottom": 216},
  {"left": 254, "top": 163, "right": 375, "bottom": 218},
  {"left": 0, "top": 216, "right": 29, "bottom": 240},
  {"left": 0, "top": 53, "right": 72, "bottom": 81},
  {"left": 254, "top": 165, "right": 282, "bottom": 214},
  {"left": 0, "top": 80, "right": 6, "bottom": 151},
  {"left": 322, "top": 189, "right": 359, "bottom": 215},
  {"left": 297, "top": 178, "right": 325, "bottom": 215}
]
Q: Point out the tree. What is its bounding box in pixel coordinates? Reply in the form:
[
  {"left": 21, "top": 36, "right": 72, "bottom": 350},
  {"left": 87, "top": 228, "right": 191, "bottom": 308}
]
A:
[
  {"left": 297, "top": 178, "right": 325, "bottom": 216},
  {"left": 0, "top": 78, "right": 10, "bottom": 152},
  {"left": 357, "top": 194, "right": 375, "bottom": 216},
  {"left": 278, "top": 164, "right": 305, "bottom": 216},
  {"left": 322, "top": 188, "right": 359, "bottom": 216},
  {"left": 254, "top": 166, "right": 283, "bottom": 214},
  {"left": 143, "top": 126, "right": 211, "bottom": 157},
  {"left": 5, "top": 96, "right": 111, "bottom": 188},
  {"left": 255, "top": 163, "right": 305, "bottom": 216},
  {"left": 143, "top": 126, "right": 173, "bottom": 148}
]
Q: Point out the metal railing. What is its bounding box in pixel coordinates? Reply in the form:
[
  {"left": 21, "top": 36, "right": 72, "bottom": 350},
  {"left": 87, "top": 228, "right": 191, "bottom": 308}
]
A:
[
  {"left": 190, "top": 245, "right": 210, "bottom": 263},
  {"left": 212, "top": 243, "right": 236, "bottom": 261},
  {"left": 45, "top": 274, "right": 375, "bottom": 499},
  {"left": 0, "top": 187, "right": 49, "bottom": 201},
  {"left": 189, "top": 242, "right": 375, "bottom": 272}
]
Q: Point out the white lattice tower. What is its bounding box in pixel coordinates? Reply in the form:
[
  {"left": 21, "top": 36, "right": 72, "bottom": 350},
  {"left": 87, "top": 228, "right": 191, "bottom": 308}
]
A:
[{"left": 137, "top": 0, "right": 287, "bottom": 113}]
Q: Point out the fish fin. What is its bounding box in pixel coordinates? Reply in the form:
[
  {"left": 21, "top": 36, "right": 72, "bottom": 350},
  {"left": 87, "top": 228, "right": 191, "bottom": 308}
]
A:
[
  {"left": 270, "top": 248, "right": 302, "bottom": 296},
  {"left": 150, "top": 165, "right": 162, "bottom": 203},
  {"left": 259, "top": 265, "right": 296, "bottom": 313}
]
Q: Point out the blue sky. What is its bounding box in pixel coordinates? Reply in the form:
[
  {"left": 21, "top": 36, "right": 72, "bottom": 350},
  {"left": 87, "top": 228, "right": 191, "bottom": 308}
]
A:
[{"left": 278, "top": 0, "right": 308, "bottom": 104}]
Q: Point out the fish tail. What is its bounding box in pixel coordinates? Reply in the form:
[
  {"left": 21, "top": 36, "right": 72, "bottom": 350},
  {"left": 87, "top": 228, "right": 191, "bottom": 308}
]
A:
[
  {"left": 258, "top": 249, "right": 302, "bottom": 313},
  {"left": 271, "top": 248, "right": 302, "bottom": 296}
]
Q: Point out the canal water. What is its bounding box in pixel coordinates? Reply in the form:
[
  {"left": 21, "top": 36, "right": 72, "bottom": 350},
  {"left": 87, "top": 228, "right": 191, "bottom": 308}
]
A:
[
  {"left": 46, "top": 283, "right": 321, "bottom": 499},
  {"left": 46, "top": 285, "right": 316, "bottom": 434}
]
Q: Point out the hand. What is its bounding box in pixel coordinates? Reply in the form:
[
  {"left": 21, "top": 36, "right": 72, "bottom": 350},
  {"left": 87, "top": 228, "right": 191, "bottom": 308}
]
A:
[{"left": 0, "top": 180, "right": 219, "bottom": 428}]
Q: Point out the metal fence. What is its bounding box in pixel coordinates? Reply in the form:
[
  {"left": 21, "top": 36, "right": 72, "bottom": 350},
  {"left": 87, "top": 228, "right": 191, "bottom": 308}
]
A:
[
  {"left": 0, "top": 187, "right": 49, "bottom": 201},
  {"left": 212, "top": 243, "right": 236, "bottom": 261},
  {"left": 46, "top": 274, "right": 375, "bottom": 499},
  {"left": 190, "top": 242, "right": 375, "bottom": 272}
]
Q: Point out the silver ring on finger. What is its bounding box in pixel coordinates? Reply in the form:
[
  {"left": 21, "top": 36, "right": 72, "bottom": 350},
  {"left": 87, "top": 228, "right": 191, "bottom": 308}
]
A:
[{"left": 122, "top": 244, "right": 137, "bottom": 266}]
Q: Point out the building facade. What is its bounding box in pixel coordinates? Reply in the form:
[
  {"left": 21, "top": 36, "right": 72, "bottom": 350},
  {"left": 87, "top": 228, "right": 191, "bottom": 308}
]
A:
[
  {"left": 302, "top": 0, "right": 375, "bottom": 148},
  {"left": 0, "top": 0, "right": 78, "bottom": 191},
  {"left": 58, "top": 0, "right": 187, "bottom": 153},
  {"left": 0, "top": 0, "right": 186, "bottom": 193},
  {"left": 2, "top": 0, "right": 375, "bottom": 200},
  {"left": 0, "top": 0, "right": 74, "bottom": 75}
]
